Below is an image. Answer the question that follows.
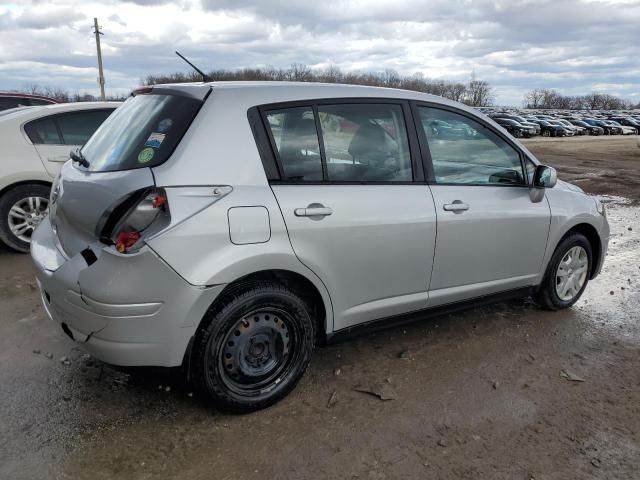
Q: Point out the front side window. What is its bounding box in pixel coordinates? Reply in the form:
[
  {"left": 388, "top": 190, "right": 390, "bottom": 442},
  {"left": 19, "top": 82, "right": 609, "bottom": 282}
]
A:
[
  {"left": 24, "top": 117, "right": 62, "bottom": 144},
  {"left": 265, "top": 107, "right": 322, "bottom": 181},
  {"left": 318, "top": 104, "right": 412, "bottom": 182},
  {"left": 80, "top": 93, "right": 202, "bottom": 172},
  {"left": 418, "top": 107, "right": 524, "bottom": 185},
  {"left": 56, "top": 110, "right": 113, "bottom": 145}
]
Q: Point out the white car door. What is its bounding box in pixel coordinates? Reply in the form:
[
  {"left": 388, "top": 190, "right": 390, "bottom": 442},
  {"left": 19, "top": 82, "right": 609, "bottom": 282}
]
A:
[
  {"left": 25, "top": 109, "right": 114, "bottom": 176},
  {"left": 264, "top": 101, "right": 437, "bottom": 331},
  {"left": 414, "top": 104, "right": 551, "bottom": 306}
]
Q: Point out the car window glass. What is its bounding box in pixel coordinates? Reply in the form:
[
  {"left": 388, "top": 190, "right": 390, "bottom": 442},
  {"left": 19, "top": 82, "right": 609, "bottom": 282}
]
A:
[
  {"left": 526, "top": 159, "right": 536, "bottom": 184},
  {"left": 265, "top": 107, "right": 323, "bottom": 181},
  {"left": 318, "top": 104, "right": 412, "bottom": 182},
  {"left": 81, "top": 94, "right": 202, "bottom": 172},
  {"left": 24, "top": 117, "right": 62, "bottom": 144},
  {"left": 57, "top": 110, "right": 113, "bottom": 145},
  {"left": 418, "top": 107, "right": 525, "bottom": 185}
]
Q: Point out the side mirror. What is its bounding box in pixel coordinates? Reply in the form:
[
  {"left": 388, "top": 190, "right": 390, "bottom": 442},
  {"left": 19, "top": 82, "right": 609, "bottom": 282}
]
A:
[{"left": 533, "top": 165, "right": 557, "bottom": 189}]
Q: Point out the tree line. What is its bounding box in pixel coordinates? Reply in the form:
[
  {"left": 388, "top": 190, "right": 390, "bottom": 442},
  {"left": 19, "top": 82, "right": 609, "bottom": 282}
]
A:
[
  {"left": 523, "top": 88, "right": 639, "bottom": 110},
  {"left": 141, "top": 64, "right": 496, "bottom": 107},
  {"left": 14, "top": 66, "right": 639, "bottom": 110}
]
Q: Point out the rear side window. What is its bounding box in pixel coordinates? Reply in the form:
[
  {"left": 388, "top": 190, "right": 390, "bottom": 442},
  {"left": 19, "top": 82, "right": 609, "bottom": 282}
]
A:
[
  {"left": 56, "top": 110, "right": 113, "bottom": 145},
  {"left": 263, "top": 102, "right": 413, "bottom": 183},
  {"left": 418, "top": 107, "right": 525, "bottom": 186},
  {"left": 80, "top": 94, "right": 202, "bottom": 172},
  {"left": 24, "top": 117, "right": 62, "bottom": 144},
  {"left": 318, "top": 104, "right": 412, "bottom": 182},
  {"left": 266, "top": 107, "right": 323, "bottom": 181}
]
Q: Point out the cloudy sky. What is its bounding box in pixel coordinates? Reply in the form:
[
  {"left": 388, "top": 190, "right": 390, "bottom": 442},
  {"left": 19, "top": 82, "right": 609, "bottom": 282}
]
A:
[{"left": 1, "top": 0, "right": 639, "bottom": 105}]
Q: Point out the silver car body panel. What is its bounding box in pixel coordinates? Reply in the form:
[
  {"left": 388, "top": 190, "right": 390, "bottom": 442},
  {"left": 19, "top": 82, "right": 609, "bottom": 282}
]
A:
[
  {"left": 427, "top": 184, "right": 551, "bottom": 306},
  {"left": 52, "top": 161, "right": 154, "bottom": 257},
  {"left": 272, "top": 184, "right": 437, "bottom": 331},
  {"left": 30, "top": 82, "right": 610, "bottom": 368},
  {"left": 32, "top": 215, "right": 223, "bottom": 366}
]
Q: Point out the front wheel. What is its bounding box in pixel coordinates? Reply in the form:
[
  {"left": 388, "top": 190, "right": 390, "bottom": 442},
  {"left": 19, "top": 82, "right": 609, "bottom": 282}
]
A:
[
  {"left": 0, "top": 184, "right": 50, "bottom": 253},
  {"left": 534, "top": 233, "right": 592, "bottom": 310},
  {"left": 191, "top": 282, "right": 315, "bottom": 412}
]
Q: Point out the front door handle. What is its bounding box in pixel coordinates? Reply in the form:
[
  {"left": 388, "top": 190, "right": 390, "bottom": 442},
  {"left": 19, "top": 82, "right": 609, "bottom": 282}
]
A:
[
  {"left": 294, "top": 204, "right": 333, "bottom": 218},
  {"left": 443, "top": 201, "right": 469, "bottom": 213}
]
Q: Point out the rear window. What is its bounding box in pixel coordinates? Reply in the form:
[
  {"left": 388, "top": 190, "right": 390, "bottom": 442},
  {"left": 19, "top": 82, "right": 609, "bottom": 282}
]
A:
[{"left": 80, "top": 93, "right": 202, "bottom": 172}]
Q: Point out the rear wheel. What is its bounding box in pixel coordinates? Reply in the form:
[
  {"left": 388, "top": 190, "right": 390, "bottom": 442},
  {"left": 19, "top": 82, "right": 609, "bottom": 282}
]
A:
[
  {"left": 191, "top": 282, "right": 315, "bottom": 412},
  {"left": 534, "top": 233, "right": 592, "bottom": 310},
  {"left": 0, "top": 184, "right": 50, "bottom": 253},
  {"left": 542, "top": 130, "right": 551, "bottom": 137}
]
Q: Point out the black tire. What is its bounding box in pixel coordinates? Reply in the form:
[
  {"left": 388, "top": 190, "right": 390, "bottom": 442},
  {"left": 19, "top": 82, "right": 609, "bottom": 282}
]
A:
[
  {"left": 0, "top": 184, "right": 50, "bottom": 253},
  {"left": 191, "top": 282, "right": 315, "bottom": 413},
  {"left": 534, "top": 232, "right": 592, "bottom": 311}
]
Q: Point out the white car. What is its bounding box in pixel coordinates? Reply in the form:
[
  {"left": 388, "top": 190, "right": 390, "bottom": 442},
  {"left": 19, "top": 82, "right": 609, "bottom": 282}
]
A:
[{"left": 0, "top": 102, "right": 119, "bottom": 252}]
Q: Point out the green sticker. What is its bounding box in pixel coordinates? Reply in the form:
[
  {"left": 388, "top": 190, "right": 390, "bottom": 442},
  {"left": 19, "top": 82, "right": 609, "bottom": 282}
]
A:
[{"left": 137, "top": 147, "right": 155, "bottom": 164}]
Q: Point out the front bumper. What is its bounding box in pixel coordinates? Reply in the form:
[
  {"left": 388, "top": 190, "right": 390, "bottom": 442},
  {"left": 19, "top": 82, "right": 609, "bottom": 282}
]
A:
[{"left": 31, "top": 216, "right": 225, "bottom": 367}]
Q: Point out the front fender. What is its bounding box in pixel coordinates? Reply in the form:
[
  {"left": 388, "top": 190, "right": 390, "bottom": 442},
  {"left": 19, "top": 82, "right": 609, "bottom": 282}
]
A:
[{"left": 539, "top": 187, "right": 609, "bottom": 282}]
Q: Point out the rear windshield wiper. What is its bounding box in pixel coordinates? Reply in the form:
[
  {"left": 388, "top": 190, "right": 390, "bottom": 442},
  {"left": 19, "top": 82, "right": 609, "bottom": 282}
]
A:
[{"left": 70, "top": 149, "right": 90, "bottom": 168}]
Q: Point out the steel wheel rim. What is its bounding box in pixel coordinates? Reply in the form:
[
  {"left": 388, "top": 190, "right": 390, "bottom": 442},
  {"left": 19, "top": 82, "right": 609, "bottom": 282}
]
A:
[
  {"left": 7, "top": 196, "right": 49, "bottom": 242},
  {"left": 218, "top": 308, "right": 294, "bottom": 394},
  {"left": 555, "top": 246, "right": 588, "bottom": 301}
]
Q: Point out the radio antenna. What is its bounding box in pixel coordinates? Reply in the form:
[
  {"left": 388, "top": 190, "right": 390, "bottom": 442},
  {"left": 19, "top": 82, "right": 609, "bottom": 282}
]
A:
[{"left": 175, "top": 51, "right": 210, "bottom": 82}]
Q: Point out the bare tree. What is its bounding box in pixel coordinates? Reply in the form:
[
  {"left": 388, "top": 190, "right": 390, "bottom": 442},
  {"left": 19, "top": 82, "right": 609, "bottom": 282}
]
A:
[{"left": 465, "top": 80, "right": 495, "bottom": 107}]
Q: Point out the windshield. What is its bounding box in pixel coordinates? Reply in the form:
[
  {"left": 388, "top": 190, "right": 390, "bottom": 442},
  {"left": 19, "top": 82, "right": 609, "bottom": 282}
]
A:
[{"left": 80, "top": 93, "right": 202, "bottom": 172}]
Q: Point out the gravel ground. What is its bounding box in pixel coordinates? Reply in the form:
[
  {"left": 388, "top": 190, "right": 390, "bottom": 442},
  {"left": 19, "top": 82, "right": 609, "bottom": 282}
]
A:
[{"left": 1, "top": 136, "right": 639, "bottom": 479}]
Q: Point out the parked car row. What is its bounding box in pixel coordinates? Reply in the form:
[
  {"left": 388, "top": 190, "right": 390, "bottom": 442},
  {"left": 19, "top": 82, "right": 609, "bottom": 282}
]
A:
[{"left": 478, "top": 107, "right": 640, "bottom": 139}]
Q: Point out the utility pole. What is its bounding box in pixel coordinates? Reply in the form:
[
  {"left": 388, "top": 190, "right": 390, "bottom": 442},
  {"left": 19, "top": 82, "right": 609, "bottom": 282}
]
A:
[{"left": 93, "top": 17, "right": 105, "bottom": 100}]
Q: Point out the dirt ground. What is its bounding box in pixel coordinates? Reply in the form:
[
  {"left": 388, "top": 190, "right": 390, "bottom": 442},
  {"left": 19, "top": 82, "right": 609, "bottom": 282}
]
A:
[
  {"left": 522, "top": 135, "right": 640, "bottom": 202},
  {"left": 1, "top": 136, "right": 639, "bottom": 480}
]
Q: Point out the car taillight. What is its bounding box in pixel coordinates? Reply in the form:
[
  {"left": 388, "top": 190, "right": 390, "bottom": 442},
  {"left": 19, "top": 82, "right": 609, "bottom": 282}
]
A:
[{"left": 112, "top": 188, "right": 170, "bottom": 253}]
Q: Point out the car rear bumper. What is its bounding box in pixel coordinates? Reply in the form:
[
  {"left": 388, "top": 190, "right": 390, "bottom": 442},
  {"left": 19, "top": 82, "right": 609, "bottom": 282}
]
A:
[{"left": 31, "top": 216, "right": 225, "bottom": 367}]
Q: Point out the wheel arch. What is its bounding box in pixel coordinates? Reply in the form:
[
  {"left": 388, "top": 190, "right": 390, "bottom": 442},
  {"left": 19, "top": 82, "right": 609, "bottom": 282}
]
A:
[
  {"left": 0, "top": 179, "right": 52, "bottom": 198},
  {"left": 559, "top": 222, "right": 602, "bottom": 279},
  {"left": 200, "top": 269, "right": 331, "bottom": 345}
]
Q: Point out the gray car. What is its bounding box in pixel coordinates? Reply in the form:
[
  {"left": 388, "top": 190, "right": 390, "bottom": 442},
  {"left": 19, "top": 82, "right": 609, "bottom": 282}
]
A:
[{"left": 31, "top": 82, "right": 609, "bottom": 412}]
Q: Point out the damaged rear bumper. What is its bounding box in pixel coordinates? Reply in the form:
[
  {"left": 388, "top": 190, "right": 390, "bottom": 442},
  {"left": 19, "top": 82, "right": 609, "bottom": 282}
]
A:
[{"left": 31, "top": 216, "right": 224, "bottom": 367}]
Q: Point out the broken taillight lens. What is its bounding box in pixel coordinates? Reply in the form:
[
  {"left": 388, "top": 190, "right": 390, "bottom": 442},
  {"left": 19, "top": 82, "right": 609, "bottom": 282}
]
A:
[{"left": 112, "top": 189, "right": 169, "bottom": 253}]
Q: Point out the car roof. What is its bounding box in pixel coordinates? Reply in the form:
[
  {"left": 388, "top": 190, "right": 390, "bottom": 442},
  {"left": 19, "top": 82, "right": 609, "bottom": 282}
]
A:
[
  {"left": 0, "top": 101, "right": 121, "bottom": 123},
  {"left": 152, "top": 80, "right": 466, "bottom": 106}
]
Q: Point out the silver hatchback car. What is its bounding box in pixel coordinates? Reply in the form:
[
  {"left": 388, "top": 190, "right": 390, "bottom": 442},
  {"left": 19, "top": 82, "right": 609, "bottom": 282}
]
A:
[{"left": 31, "top": 82, "right": 609, "bottom": 412}]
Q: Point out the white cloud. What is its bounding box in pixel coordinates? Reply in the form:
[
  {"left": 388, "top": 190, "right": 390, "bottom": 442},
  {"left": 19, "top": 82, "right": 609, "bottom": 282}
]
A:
[{"left": 0, "top": 0, "right": 639, "bottom": 105}]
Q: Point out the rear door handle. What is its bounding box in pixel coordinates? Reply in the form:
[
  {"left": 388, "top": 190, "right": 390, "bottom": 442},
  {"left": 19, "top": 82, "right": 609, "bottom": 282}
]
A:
[
  {"left": 294, "top": 205, "right": 333, "bottom": 218},
  {"left": 443, "top": 201, "right": 469, "bottom": 212}
]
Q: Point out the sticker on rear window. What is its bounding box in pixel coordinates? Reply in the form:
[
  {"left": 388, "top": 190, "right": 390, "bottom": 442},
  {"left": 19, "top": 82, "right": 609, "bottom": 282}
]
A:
[
  {"left": 144, "top": 132, "right": 166, "bottom": 149},
  {"left": 137, "top": 147, "right": 155, "bottom": 164}
]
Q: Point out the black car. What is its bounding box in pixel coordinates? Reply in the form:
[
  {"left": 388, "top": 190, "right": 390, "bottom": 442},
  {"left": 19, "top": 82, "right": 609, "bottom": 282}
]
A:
[
  {"left": 493, "top": 118, "right": 535, "bottom": 138},
  {"left": 491, "top": 114, "right": 541, "bottom": 135},
  {"left": 583, "top": 118, "right": 620, "bottom": 135},
  {"left": 568, "top": 119, "right": 604, "bottom": 136},
  {"left": 532, "top": 120, "right": 570, "bottom": 137}
]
